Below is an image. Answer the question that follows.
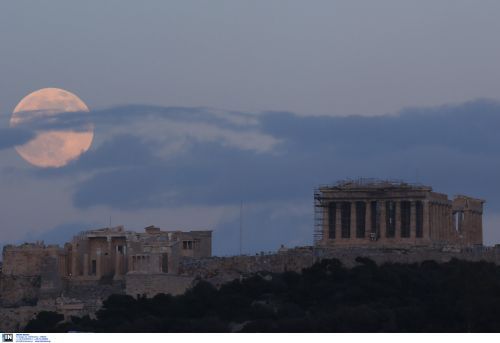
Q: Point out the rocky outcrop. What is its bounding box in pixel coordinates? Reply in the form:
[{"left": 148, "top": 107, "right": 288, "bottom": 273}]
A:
[{"left": 0, "top": 275, "right": 41, "bottom": 307}]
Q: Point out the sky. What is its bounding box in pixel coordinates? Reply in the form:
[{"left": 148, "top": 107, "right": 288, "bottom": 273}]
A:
[{"left": 1, "top": 1, "right": 500, "bottom": 255}]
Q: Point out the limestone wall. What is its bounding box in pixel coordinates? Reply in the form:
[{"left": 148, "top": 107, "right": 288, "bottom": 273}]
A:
[
  {"left": 179, "top": 246, "right": 500, "bottom": 287},
  {"left": 4, "top": 244, "right": 500, "bottom": 332},
  {"left": 2, "top": 245, "right": 61, "bottom": 276},
  {"left": 178, "top": 248, "right": 314, "bottom": 287}
]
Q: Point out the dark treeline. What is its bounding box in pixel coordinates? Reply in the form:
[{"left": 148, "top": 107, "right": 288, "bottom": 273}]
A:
[{"left": 25, "top": 258, "right": 500, "bottom": 332}]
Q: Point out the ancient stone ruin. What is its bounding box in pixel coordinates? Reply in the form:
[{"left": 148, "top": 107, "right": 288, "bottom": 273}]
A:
[
  {"left": 314, "top": 179, "right": 484, "bottom": 248},
  {"left": 0, "top": 180, "right": 493, "bottom": 331},
  {"left": 0, "top": 226, "right": 212, "bottom": 330}
]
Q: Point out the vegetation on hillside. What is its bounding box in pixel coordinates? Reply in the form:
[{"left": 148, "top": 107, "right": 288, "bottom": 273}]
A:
[{"left": 25, "top": 258, "right": 500, "bottom": 332}]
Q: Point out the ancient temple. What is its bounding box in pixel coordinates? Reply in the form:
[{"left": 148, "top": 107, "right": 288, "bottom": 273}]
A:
[
  {"left": 314, "top": 179, "right": 484, "bottom": 248},
  {"left": 2, "top": 226, "right": 212, "bottom": 280}
]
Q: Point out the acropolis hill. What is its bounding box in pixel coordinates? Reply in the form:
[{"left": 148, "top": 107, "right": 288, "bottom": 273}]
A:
[{"left": 0, "top": 179, "right": 497, "bottom": 331}]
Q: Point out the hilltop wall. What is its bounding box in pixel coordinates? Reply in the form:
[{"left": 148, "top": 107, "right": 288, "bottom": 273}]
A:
[
  {"left": 2, "top": 244, "right": 62, "bottom": 276},
  {"left": 3, "top": 245, "right": 500, "bottom": 331},
  {"left": 178, "top": 245, "right": 500, "bottom": 286}
]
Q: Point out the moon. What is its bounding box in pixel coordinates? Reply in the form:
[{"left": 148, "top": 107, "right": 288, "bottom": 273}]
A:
[{"left": 10, "top": 88, "right": 94, "bottom": 168}]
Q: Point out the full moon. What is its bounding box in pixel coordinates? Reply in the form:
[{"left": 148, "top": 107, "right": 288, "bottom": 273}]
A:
[{"left": 10, "top": 88, "right": 94, "bottom": 168}]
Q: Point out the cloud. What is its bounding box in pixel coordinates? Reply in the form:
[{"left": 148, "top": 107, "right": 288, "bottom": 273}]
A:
[
  {"left": 0, "top": 127, "right": 35, "bottom": 150},
  {"left": 259, "top": 98, "right": 500, "bottom": 156},
  {"left": 0, "top": 221, "right": 97, "bottom": 260},
  {"left": 61, "top": 99, "right": 500, "bottom": 213},
  {"left": 7, "top": 99, "right": 500, "bottom": 252},
  {"left": 71, "top": 141, "right": 311, "bottom": 209},
  {"left": 13, "top": 105, "right": 261, "bottom": 133},
  {"left": 22, "top": 221, "right": 98, "bottom": 245},
  {"left": 27, "top": 105, "right": 279, "bottom": 177}
]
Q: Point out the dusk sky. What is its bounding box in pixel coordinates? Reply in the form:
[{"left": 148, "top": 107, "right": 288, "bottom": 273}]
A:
[{"left": 1, "top": 1, "right": 500, "bottom": 255}]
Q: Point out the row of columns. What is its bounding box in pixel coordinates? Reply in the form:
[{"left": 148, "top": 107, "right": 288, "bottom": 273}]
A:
[
  {"left": 69, "top": 237, "right": 127, "bottom": 278},
  {"left": 131, "top": 255, "right": 151, "bottom": 272},
  {"left": 429, "top": 202, "right": 452, "bottom": 242},
  {"left": 326, "top": 199, "right": 429, "bottom": 241},
  {"left": 460, "top": 210, "right": 483, "bottom": 246},
  {"left": 452, "top": 209, "right": 483, "bottom": 246}
]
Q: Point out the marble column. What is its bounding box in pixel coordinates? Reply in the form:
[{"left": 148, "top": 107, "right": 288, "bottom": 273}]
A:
[
  {"left": 438, "top": 204, "right": 443, "bottom": 240},
  {"left": 96, "top": 249, "right": 102, "bottom": 278},
  {"left": 450, "top": 206, "right": 454, "bottom": 238},
  {"left": 325, "top": 202, "right": 336, "bottom": 240},
  {"left": 455, "top": 208, "right": 459, "bottom": 236},
  {"left": 440, "top": 204, "right": 444, "bottom": 239},
  {"left": 106, "top": 236, "right": 112, "bottom": 276},
  {"left": 335, "top": 204, "right": 342, "bottom": 240},
  {"left": 379, "top": 200, "right": 386, "bottom": 239},
  {"left": 124, "top": 245, "right": 128, "bottom": 272},
  {"left": 395, "top": 200, "right": 401, "bottom": 239},
  {"left": 423, "top": 200, "right": 430, "bottom": 240},
  {"left": 437, "top": 204, "right": 441, "bottom": 240},
  {"left": 432, "top": 203, "right": 437, "bottom": 240},
  {"left": 71, "top": 243, "right": 77, "bottom": 276},
  {"left": 83, "top": 253, "right": 89, "bottom": 276},
  {"left": 350, "top": 202, "right": 356, "bottom": 239},
  {"left": 444, "top": 205, "right": 449, "bottom": 240},
  {"left": 366, "top": 200, "right": 372, "bottom": 239},
  {"left": 434, "top": 203, "right": 439, "bottom": 240},
  {"left": 434, "top": 204, "right": 439, "bottom": 241},
  {"left": 115, "top": 246, "right": 121, "bottom": 276},
  {"left": 443, "top": 205, "right": 447, "bottom": 240},
  {"left": 410, "top": 201, "right": 416, "bottom": 239},
  {"left": 478, "top": 212, "right": 483, "bottom": 244}
]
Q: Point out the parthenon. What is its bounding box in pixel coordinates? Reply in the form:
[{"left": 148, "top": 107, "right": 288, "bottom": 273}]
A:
[{"left": 314, "top": 179, "right": 484, "bottom": 248}]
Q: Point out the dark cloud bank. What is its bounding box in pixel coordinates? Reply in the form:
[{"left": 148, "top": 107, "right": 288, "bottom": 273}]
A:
[
  {"left": 32, "top": 99, "right": 500, "bottom": 254},
  {"left": 0, "top": 127, "right": 34, "bottom": 150}
]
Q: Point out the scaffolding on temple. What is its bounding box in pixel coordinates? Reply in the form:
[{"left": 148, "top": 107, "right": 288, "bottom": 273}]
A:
[{"left": 313, "top": 187, "right": 326, "bottom": 245}]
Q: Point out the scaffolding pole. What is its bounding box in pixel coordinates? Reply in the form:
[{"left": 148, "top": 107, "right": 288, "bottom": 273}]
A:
[{"left": 313, "top": 187, "right": 328, "bottom": 246}]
